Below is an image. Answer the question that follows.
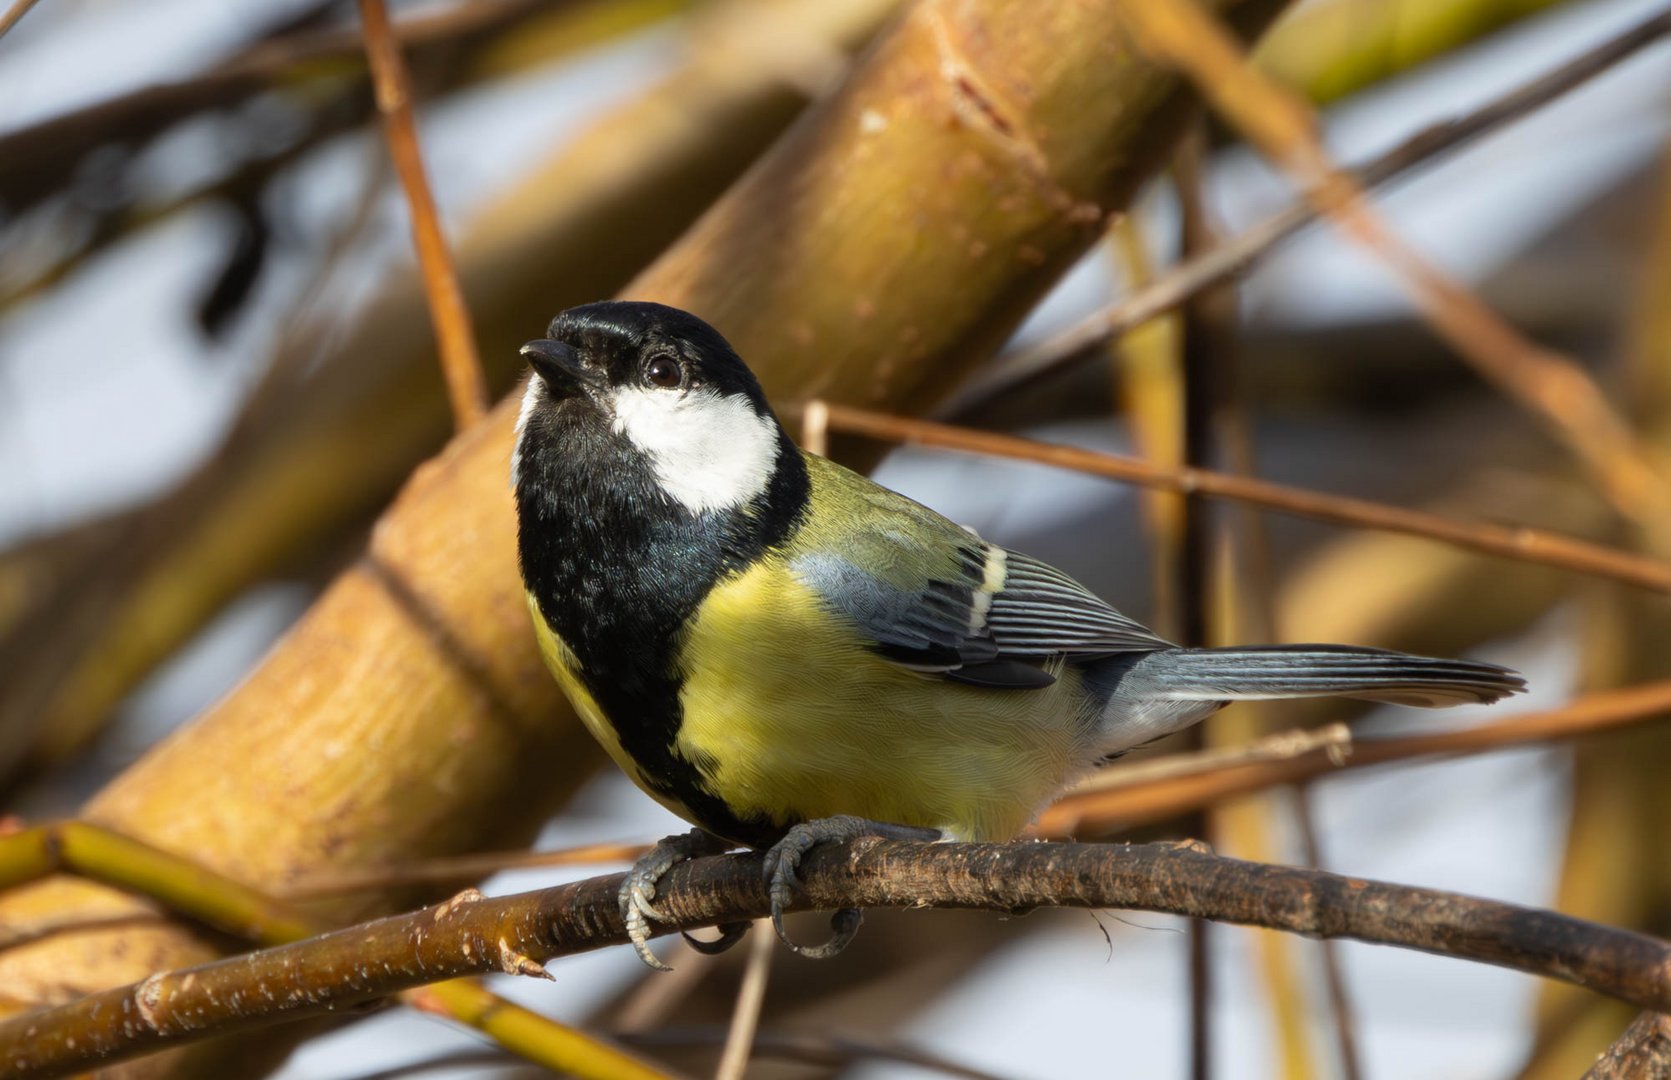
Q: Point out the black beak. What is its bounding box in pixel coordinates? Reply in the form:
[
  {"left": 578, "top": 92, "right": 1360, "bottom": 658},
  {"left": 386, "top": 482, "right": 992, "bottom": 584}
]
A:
[{"left": 520, "top": 339, "right": 597, "bottom": 391}]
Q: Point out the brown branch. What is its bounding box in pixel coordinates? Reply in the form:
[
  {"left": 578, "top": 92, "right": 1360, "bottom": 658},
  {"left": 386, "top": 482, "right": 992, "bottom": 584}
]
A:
[
  {"left": 814, "top": 403, "right": 1671, "bottom": 593},
  {"left": 0, "top": 0, "right": 42, "bottom": 39},
  {"left": 1110, "top": 0, "right": 1671, "bottom": 525},
  {"left": 1038, "top": 678, "right": 1671, "bottom": 837},
  {"left": 1582, "top": 1012, "right": 1671, "bottom": 1080},
  {"left": 358, "top": 0, "right": 487, "bottom": 429},
  {"left": 4, "top": 839, "right": 1670, "bottom": 1079},
  {"left": 946, "top": 7, "right": 1671, "bottom": 415}
]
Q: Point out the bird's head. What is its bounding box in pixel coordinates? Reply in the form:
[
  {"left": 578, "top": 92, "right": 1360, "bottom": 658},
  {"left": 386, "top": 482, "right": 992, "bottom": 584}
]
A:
[{"left": 513, "top": 301, "right": 790, "bottom": 517}]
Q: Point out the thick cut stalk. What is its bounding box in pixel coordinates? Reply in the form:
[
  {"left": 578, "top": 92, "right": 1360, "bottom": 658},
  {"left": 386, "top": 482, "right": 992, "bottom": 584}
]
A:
[
  {"left": 0, "top": 0, "right": 900, "bottom": 778},
  {"left": 0, "top": 0, "right": 1292, "bottom": 1075}
]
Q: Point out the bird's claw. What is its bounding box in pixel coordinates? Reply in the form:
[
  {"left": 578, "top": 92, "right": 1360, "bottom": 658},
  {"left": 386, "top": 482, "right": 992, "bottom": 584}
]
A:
[
  {"left": 619, "top": 828, "right": 730, "bottom": 971},
  {"left": 761, "top": 815, "right": 939, "bottom": 960}
]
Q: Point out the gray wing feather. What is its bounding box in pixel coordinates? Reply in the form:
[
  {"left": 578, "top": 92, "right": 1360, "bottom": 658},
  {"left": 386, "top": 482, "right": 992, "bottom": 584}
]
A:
[{"left": 791, "top": 542, "right": 1169, "bottom": 690}]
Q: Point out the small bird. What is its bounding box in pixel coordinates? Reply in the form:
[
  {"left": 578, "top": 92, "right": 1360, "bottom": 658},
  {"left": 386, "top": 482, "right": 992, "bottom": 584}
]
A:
[{"left": 512, "top": 300, "right": 1525, "bottom": 968}]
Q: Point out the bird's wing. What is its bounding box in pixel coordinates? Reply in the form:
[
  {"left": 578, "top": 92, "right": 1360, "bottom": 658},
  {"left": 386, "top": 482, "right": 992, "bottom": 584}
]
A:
[{"left": 787, "top": 456, "right": 1170, "bottom": 689}]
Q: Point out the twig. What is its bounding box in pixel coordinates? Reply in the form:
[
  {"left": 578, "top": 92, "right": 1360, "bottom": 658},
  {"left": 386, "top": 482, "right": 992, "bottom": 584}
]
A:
[
  {"left": 1582, "top": 1011, "right": 1671, "bottom": 1080},
  {"left": 1065, "top": 723, "right": 1352, "bottom": 799},
  {"left": 1037, "top": 678, "right": 1671, "bottom": 837},
  {"left": 276, "top": 840, "right": 652, "bottom": 899},
  {"left": 947, "top": 7, "right": 1671, "bottom": 416},
  {"left": 1293, "top": 785, "right": 1364, "bottom": 1080},
  {"left": 0, "top": 822, "right": 669, "bottom": 1080},
  {"left": 6, "top": 839, "right": 1671, "bottom": 1079},
  {"left": 812, "top": 403, "right": 1671, "bottom": 593},
  {"left": 0, "top": 821, "right": 314, "bottom": 942},
  {"left": 357, "top": 0, "right": 488, "bottom": 428},
  {"left": 408, "top": 980, "right": 677, "bottom": 1080},
  {"left": 1110, "top": 0, "right": 1670, "bottom": 525},
  {"left": 714, "top": 921, "right": 773, "bottom": 1080},
  {"left": 0, "top": 0, "right": 42, "bottom": 40}
]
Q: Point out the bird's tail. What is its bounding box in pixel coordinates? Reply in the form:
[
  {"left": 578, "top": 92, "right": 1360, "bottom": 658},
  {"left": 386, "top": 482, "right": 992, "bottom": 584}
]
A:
[{"left": 1102, "top": 644, "right": 1525, "bottom": 708}]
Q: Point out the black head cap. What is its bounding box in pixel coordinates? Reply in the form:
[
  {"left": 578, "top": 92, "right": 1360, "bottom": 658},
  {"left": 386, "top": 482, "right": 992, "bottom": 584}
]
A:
[{"left": 521, "top": 301, "right": 771, "bottom": 416}]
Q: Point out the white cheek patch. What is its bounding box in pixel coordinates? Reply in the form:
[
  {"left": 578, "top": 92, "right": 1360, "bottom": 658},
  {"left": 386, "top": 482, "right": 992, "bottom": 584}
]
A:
[
  {"left": 509, "top": 375, "right": 545, "bottom": 488},
  {"left": 610, "top": 386, "right": 780, "bottom": 514}
]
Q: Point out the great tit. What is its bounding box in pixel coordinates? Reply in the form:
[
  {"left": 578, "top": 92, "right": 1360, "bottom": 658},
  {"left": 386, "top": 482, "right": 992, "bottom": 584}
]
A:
[{"left": 512, "top": 300, "right": 1525, "bottom": 968}]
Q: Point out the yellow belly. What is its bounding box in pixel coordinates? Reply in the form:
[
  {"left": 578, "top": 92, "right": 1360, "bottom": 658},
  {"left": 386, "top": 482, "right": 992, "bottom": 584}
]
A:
[{"left": 675, "top": 559, "right": 1089, "bottom": 841}]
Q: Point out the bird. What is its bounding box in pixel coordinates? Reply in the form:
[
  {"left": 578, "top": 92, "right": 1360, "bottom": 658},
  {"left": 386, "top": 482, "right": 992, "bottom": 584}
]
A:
[{"left": 511, "top": 300, "right": 1526, "bottom": 968}]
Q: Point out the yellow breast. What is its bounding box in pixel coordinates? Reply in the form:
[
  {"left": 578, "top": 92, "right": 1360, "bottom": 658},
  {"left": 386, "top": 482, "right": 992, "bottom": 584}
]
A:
[{"left": 674, "top": 558, "right": 1088, "bottom": 841}]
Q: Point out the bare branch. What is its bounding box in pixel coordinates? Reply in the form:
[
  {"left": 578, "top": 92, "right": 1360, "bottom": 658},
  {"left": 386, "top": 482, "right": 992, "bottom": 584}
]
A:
[
  {"left": 1038, "top": 678, "right": 1671, "bottom": 837},
  {"left": 949, "top": 8, "right": 1671, "bottom": 416},
  {"left": 813, "top": 403, "right": 1671, "bottom": 593},
  {"left": 4, "top": 839, "right": 1671, "bottom": 1079},
  {"left": 358, "top": 0, "right": 487, "bottom": 428},
  {"left": 1110, "top": 0, "right": 1670, "bottom": 524}
]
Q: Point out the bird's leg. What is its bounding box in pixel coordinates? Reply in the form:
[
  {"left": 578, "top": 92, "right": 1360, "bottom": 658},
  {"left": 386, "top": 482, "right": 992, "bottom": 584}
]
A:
[
  {"left": 761, "top": 815, "right": 943, "bottom": 959},
  {"left": 620, "top": 827, "right": 741, "bottom": 970}
]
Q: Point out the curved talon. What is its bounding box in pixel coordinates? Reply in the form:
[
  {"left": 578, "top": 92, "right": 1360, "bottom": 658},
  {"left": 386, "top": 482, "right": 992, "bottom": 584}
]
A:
[
  {"left": 619, "top": 875, "right": 672, "bottom": 972},
  {"left": 619, "top": 828, "right": 731, "bottom": 971},
  {"left": 683, "top": 920, "right": 751, "bottom": 956},
  {"left": 761, "top": 815, "right": 939, "bottom": 960},
  {"left": 780, "top": 906, "right": 864, "bottom": 960}
]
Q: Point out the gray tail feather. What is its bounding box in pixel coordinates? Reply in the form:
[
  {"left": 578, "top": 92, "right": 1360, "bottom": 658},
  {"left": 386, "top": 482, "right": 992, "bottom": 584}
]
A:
[{"left": 1105, "top": 644, "right": 1526, "bottom": 708}]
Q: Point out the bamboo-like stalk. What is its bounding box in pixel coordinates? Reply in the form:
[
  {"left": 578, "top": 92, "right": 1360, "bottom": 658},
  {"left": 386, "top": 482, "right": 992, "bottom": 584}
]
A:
[
  {"left": 0, "top": 0, "right": 903, "bottom": 780},
  {"left": 0, "top": 1, "right": 1295, "bottom": 1074}
]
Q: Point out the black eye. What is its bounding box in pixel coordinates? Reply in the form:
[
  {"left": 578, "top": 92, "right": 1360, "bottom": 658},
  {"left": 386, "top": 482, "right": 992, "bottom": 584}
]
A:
[{"left": 645, "top": 356, "right": 681, "bottom": 388}]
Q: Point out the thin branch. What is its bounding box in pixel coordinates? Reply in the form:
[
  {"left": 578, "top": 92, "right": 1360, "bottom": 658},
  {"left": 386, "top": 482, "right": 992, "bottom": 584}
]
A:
[
  {"left": 0, "top": 0, "right": 42, "bottom": 40},
  {"left": 1037, "top": 678, "right": 1671, "bottom": 837},
  {"left": 812, "top": 403, "right": 1671, "bottom": 593},
  {"left": 407, "top": 980, "right": 678, "bottom": 1080},
  {"left": 1582, "top": 1011, "right": 1671, "bottom": 1080},
  {"left": 357, "top": 0, "right": 488, "bottom": 428},
  {"left": 1110, "top": 0, "right": 1670, "bottom": 524},
  {"left": 6, "top": 839, "right": 1671, "bottom": 1079},
  {"left": 714, "top": 921, "right": 773, "bottom": 1080},
  {"left": 946, "top": 7, "right": 1671, "bottom": 416},
  {"left": 0, "top": 822, "right": 669, "bottom": 1080},
  {"left": 1293, "top": 785, "right": 1364, "bottom": 1080},
  {"left": 1064, "top": 723, "right": 1352, "bottom": 799}
]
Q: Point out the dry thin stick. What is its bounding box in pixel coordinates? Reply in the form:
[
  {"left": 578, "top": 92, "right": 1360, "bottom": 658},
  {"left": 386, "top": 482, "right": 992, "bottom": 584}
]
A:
[
  {"left": 1292, "top": 785, "right": 1364, "bottom": 1080},
  {"left": 278, "top": 841, "right": 652, "bottom": 900},
  {"left": 0, "top": 0, "right": 42, "bottom": 39},
  {"left": 947, "top": 7, "right": 1671, "bottom": 415},
  {"left": 1066, "top": 723, "right": 1351, "bottom": 798},
  {"left": 1111, "top": 0, "right": 1669, "bottom": 524},
  {"left": 1037, "top": 678, "right": 1671, "bottom": 837},
  {"left": 357, "top": 0, "right": 488, "bottom": 429},
  {"left": 7, "top": 838, "right": 1671, "bottom": 1079},
  {"left": 815, "top": 403, "right": 1671, "bottom": 593},
  {"left": 714, "top": 921, "right": 774, "bottom": 1080}
]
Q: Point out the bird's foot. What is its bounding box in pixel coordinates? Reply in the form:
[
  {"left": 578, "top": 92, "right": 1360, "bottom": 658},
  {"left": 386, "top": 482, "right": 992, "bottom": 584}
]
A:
[
  {"left": 761, "top": 815, "right": 942, "bottom": 959},
  {"left": 620, "top": 828, "right": 739, "bottom": 970}
]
